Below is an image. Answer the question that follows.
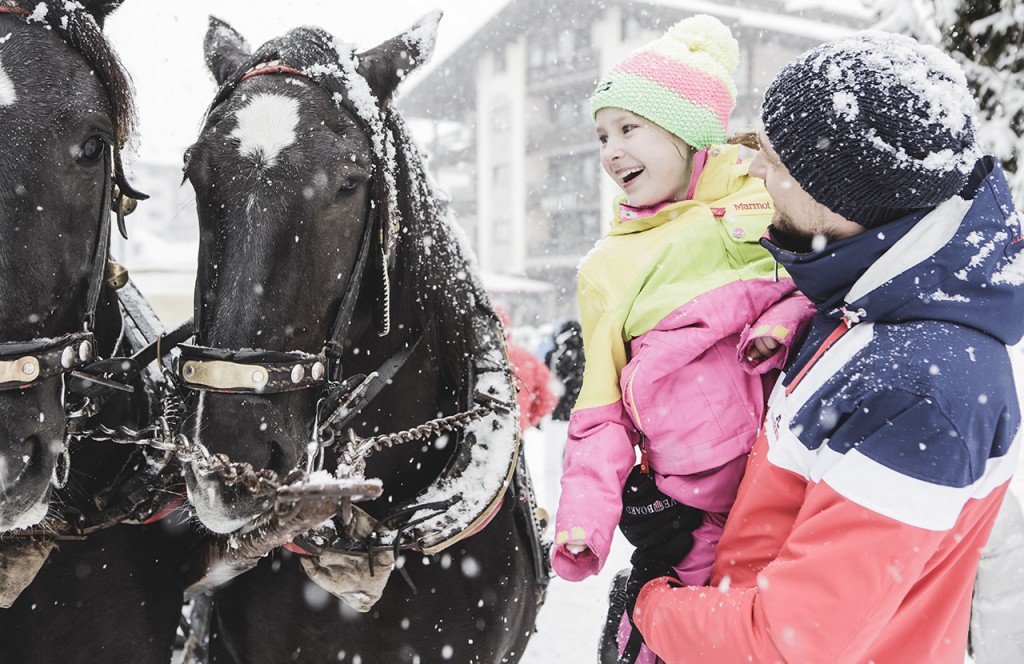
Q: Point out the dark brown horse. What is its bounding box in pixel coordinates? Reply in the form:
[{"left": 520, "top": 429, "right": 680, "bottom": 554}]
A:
[
  {"left": 176, "top": 13, "right": 549, "bottom": 664},
  {"left": 0, "top": 2, "right": 195, "bottom": 661}
]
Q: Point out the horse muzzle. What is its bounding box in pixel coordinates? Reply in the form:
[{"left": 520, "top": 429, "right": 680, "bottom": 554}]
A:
[
  {"left": 0, "top": 432, "right": 59, "bottom": 531},
  {"left": 184, "top": 462, "right": 275, "bottom": 534}
]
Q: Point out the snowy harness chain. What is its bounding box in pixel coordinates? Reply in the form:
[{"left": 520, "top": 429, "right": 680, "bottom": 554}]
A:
[{"left": 337, "top": 395, "right": 505, "bottom": 476}]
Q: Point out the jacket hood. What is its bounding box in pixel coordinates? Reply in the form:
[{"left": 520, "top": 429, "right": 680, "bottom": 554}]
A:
[{"left": 763, "top": 157, "right": 1024, "bottom": 345}]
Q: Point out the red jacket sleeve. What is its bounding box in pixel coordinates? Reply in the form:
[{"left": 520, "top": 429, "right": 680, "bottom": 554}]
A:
[{"left": 633, "top": 479, "right": 955, "bottom": 663}]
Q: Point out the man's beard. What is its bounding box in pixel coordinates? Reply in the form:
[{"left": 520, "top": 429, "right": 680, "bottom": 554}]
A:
[{"left": 769, "top": 210, "right": 841, "bottom": 254}]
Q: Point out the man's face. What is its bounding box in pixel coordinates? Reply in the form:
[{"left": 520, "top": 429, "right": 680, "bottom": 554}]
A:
[{"left": 749, "top": 132, "right": 865, "bottom": 250}]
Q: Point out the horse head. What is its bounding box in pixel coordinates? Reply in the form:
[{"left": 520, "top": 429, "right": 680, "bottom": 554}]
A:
[
  {"left": 180, "top": 14, "right": 448, "bottom": 533},
  {"left": 0, "top": 0, "right": 135, "bottom": 531}
]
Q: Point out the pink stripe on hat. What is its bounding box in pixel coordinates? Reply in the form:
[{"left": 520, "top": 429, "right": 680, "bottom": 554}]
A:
[{"left": 616, "top": 51, "right": 734, "bottom": 130}]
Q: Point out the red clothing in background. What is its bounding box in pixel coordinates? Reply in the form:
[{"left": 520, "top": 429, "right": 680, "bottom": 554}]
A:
[{"left": 508, "top": 343, "right": 557, "bottom": 430}]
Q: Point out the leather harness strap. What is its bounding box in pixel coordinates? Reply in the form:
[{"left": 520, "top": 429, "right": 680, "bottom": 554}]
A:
[{"left": 0, "top": 3, "right": 31, "bottom": 16}]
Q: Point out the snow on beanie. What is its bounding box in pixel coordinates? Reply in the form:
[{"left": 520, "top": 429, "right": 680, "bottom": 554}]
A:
[
  {"left": 761, "top": 32, "right": 980, "bottom": 228},
  {"left": 590, "top": 14, "right": 738, "bottom": 149}
]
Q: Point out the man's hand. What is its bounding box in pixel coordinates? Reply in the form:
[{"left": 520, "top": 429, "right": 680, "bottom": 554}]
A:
[{"left": 624, "top": 548, "right": 677, "bottom": 628}]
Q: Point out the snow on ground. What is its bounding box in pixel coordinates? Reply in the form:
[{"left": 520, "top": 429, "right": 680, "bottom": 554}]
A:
[{"left": 519, "top": 420, "right": 631, "bottom": 663}]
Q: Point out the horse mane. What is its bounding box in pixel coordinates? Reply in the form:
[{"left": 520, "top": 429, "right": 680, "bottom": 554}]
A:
[
  {"left": 211, "top": 27, "right": 492, "bottom": 398},
  {"left": 36, "top": 0, "right": 136, "bottom": 149},
  {"left": 386, "top": 111, "right": 491, "bottom": 393}
]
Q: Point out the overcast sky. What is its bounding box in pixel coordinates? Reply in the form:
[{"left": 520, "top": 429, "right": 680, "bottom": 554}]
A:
[{"left": 104, "top": 0, "right": 508, "bottom": 165}]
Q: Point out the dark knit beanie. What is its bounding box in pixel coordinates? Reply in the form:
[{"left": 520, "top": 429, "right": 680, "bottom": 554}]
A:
[{"left": 761, "top": 32, "right": 980, "bottom": 228}]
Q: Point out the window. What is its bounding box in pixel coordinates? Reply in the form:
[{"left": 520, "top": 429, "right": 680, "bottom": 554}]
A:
[
  {"left": 621, "top": 15, "right": 642, "bottom": 42},
  {"left": 493, "top": 215, "right": 513, "bottom": 243},
  {"left": 491, "top": 106, "right": 510, "bottom": 133},
  {"left": 493, "top": 44, "right": 506, "bottom": 73},
  {"left": 558, "top": 29, "right": 575, "bottom": 61}
]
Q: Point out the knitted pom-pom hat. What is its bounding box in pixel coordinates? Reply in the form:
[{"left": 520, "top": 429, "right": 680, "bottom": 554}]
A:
[
  {"left": 590, "top": 14, "right": 739, "bottom": 149},
  {"left": 762, "top": 32, "right": 980, "bottom": 228}
]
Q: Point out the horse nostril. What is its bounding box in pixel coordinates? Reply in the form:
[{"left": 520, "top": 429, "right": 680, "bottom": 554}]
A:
[
  {"left": 1, "top": 434, "right": 41, "bottom": 486},
  {"left": 267, "top": 440, "right": 286, "bottom": 472}
]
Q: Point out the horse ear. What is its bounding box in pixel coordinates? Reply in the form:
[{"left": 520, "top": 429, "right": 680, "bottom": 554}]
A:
[
  {"left": 75, "top": 0, "right": 126, "bottom": 27},
  {"left": 205, "top": 16, "right": 252, "bottom": 87},
  {"left": 356, "top": 10, "right": 442, "bottom": 107}
]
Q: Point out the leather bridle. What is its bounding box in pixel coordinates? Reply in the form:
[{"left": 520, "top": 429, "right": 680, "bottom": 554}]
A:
[
  {"left": 0, "top": 3, "right": 151, "bottom": 440},
  {"left": 176, "top": 60, "right": 401, "bottom": 471}
]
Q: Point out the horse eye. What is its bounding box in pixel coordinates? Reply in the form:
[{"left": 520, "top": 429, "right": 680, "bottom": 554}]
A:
[
  {"left": 80, "top": 135, "right": 107, "bottom": 162},
  {"left": 340, "top": 178, "right": 358, "bottom": 192}
]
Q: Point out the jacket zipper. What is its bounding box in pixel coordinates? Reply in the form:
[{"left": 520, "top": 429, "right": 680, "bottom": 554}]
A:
[
  {"left": 623, "top": 361, "right": 649, "bottom": 473},
  {"left": 624, "top": 360, "right": 644, "bottom": 429},
  {"left": 785, "top": 320, "right": 852, "bottom": 396}
]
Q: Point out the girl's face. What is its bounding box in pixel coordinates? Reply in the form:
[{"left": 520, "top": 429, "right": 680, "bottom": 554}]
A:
[{"left": 595, "top": 108, "right": 693, "bottom": 207}]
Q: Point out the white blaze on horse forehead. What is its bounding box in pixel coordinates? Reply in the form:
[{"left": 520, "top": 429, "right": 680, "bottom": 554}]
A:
[
  {"left": 0, "top": 53, "right": 17, "bottom": 107},
  {"left": 229, "top": 93, "right": 300, "bottom": 167}
]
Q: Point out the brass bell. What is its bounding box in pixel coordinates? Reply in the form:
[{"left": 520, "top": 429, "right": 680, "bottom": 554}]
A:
[
  {"left": 104, "top": 259, "right": 129, "bottom": 290},
  {"left": 111, "top": 185, "right": 139, "bottom": 216},
  {"left": 121, "top": 195, "right": 138, "bottom": 216}
]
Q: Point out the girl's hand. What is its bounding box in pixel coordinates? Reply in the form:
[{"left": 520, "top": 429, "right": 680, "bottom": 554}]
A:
[
  {"left": 746, "top": 336, "right": 781, "bottom": 363},
  {"left": 566, "top": 542, "right": 590, "bottom": 556}
]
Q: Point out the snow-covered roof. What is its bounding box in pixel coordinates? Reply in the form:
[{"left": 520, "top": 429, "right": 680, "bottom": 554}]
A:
[
  {"left": 648, "top": 0, "right": 863, "bottom": 41},
  {"left": 781, "top": 0, "right": 876, "bottom": 22}
]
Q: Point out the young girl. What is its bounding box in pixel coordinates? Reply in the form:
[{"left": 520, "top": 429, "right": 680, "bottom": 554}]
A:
[{"left": 551, "top": 14, "right": 813, "bottom": 658}]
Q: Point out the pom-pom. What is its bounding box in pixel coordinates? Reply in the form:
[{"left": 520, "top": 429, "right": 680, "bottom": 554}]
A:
[{"left": 667, "top": 14, "right": 739, "bottom": 75}]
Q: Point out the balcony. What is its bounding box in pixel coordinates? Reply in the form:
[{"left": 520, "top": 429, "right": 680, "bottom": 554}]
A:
[
  {"left": 526, "top": 49, "right": 600, "bottom": 92},
  {"left": 527, "top": 120, "right": 596, "bottom": 154}
]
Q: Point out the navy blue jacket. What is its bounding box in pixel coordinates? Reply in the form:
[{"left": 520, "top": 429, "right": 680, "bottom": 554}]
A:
[
  {"left": 764, "top": 156, "right": 1023, "bottom": 499},
  {"left": 632, "top": 156, "right": 1024, "bottom": 664}
]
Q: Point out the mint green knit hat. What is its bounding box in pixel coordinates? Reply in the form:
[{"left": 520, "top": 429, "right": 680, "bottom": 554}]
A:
[{"left": 590, "top": 14, "right": 739, "bottom": 149}]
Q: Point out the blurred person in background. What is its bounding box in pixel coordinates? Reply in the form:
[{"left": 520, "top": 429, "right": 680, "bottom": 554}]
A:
[
  {"left": 496, "top": 304, "right": 557, "bottom": 432},
  {"left": 545, "top": 319, "right": 584, "bottom": 422}
]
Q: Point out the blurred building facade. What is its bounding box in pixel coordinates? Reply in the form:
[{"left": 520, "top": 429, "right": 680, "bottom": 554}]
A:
[
  {"left": 112, "top": 161, "right": 199, "bottom": 326},
  {"left": 400, "top": 0, "right": 870, "bottom": 323}
]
